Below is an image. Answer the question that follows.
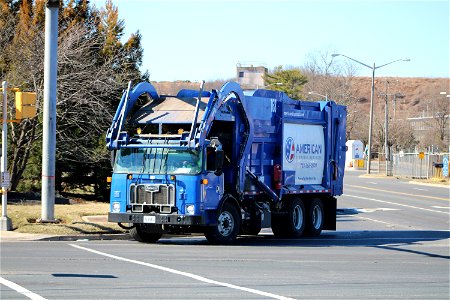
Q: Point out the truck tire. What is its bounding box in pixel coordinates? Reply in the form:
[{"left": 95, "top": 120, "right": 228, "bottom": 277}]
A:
[
  {"left": 205, "top": 202, "right": 241, "bottom": 244},
  {"left": 129, "top": 224, "right": 162, "bottom": 243},
  {"left": 305, "top": 198, "right": 324, "bottom": 237},
  {"left": 241, "top": 222, "right": 261, "bottom": 236},
  {"left": 271, "top": 198, "right": 305, "bottom": 237}
]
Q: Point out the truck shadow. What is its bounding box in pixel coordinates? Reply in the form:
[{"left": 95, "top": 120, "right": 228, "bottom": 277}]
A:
[{"left": 158, "top": 230, "right": 450, "bottom": 260}]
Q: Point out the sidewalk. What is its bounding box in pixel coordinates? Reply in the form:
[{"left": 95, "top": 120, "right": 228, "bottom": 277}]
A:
[
  {"left": 0, "top": 215, "right": 130, "bottom": 242},
  {"left": 353, "top": 170, "right": 450, "bottom": 188},
  {"left": 0, "top": 231, "right": 55, "bottom": 242}
]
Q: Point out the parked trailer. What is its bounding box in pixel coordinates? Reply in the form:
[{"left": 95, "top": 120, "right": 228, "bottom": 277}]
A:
[{"left": 106, "top": 81, "right": 347, "bottom": 244}]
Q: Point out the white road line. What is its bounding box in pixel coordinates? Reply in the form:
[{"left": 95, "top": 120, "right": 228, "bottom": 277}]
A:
[
  {"left": 367, "top": 182, "right": 378, "bottom": 185},
  {"left": 345, "top": 194, "right": 450, "bottom": 215},
  {"left": 432, "top": 206, "right": 450, "bottom": 209},
  {"left": 0, "top": 276, "right": 47, "bottom": 300},
  {"left": 70, "top": 244, "right": 295, "bottom": 300},
  {"left": 347, "top": 184, "right": 449, "bottom": 201},
  {"left": 413, "top": 187, "right": 428, "bottom": 191},
  {"left": 355, "top": 216, "right": 398, "bottom": 226}
]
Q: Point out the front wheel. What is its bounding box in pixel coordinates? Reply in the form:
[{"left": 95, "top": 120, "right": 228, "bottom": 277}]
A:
[
  {"left": 129, "top": 224, "right": 162, "bottom": 243},
  {"left": 205, "top": 202, "right": 241, "bottom": 244}
]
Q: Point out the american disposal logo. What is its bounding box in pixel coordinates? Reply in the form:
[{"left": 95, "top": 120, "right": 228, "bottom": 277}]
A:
[{"left": 285, "top": 137, "right": 295, "bottom": 163}]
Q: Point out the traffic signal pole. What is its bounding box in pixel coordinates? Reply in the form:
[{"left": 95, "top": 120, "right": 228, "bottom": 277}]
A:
[{"left": 1, "top": 81, "right": 12, "bottom": 231}]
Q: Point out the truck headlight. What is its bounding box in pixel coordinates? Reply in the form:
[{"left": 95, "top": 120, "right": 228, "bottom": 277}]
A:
[
  {"left": 112, "top": 202, "right": 121, "bottom": 213},
  {"left": 185, "top": 204, "right": 195, "bottom": 215}
]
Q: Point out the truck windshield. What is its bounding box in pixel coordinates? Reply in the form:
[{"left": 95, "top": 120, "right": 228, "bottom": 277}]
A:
[{"left": 114, "top": 148, "right": 202, "bottom": 175}]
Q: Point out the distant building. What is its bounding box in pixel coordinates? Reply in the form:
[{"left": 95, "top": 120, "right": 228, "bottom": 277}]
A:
[
  {"left": 236, "top": 63, "right": 268, "bottom": 90},
  {"left": 407, "top": 114, "right": 450, "bottom": 146}
]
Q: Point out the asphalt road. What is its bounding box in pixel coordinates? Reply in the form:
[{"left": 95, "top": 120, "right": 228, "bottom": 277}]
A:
[{"left": 1, "top": 171, "right": 449, "bottom": 299}]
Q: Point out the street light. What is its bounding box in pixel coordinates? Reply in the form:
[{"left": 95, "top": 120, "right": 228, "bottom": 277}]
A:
[
  {"left": 308, "top": 91, "right": 328, "bottom": 101},
  {"left": 331, "top": 53, "right": 410, "bottom": 174}
]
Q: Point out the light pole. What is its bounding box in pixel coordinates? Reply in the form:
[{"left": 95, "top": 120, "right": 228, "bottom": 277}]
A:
[
  {"left": 308, "top": 91, "right": 328, "bottom": 101},
  {"left": 331, "top": 54, "right": 410, "bottom": 174},
  {"left": 41, "top": 0, "right": 59, "bottom": 222}
]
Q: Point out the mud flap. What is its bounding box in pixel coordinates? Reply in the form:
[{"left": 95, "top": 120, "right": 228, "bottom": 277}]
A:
[{"left": 322, "top": 196, "right": 337, "bottom": 230}]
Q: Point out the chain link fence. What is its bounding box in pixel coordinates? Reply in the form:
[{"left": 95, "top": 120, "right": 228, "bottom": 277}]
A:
[{"left": 391, "top": 152, "right": 449, "bottom": 179}]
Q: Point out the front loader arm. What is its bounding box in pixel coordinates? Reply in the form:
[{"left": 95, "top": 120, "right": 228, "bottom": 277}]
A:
[
  {"left": 196, "top": 82, "right": 254, "bottom": 193},
  {"left": 106, "top": 82, "right": 159, "bottom": 150}
]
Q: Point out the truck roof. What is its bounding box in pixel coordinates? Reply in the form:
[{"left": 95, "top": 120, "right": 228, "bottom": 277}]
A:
[{"left": 130, "top": 96, "right": 210, "bottom": 124}]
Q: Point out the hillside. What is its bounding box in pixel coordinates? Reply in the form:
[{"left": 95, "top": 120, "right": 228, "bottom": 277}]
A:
[
  {"left": 151, "top": 77, "right": 449, "bottom": 119},
  {"left": 348, "top": 77, "right": 449, "bottom": 118}
]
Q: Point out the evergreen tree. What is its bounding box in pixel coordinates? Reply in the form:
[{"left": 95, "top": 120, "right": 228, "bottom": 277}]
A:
[
  {"left": 263, "top": 66, "right": 308, "bottom": 99},
  {"left": 32, "top": 0, "right": 45, "bottom": 27},
  {"left": 98, "top": 0, "right": 124, "bottom": 59}
]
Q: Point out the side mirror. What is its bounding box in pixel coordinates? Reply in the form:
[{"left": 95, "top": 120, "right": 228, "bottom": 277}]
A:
[
  {"left": 206, "top": 147, "right": 224, "bottom": 175},
  {"left": 214, "top": 150, "right": 224, "bottom": 176},
  {"left": 110, "top": 150, "right": 116, "bottom": 169}
]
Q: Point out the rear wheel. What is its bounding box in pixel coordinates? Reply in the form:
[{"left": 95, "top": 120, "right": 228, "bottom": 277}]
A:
[
  {"left": 129, "top": 224, "right": 162, "bottom": 243},
  {"left": 271, "top": 198, "right": 305, "bottom": 237},
  {"left": 205, "top": 202, "right": 241, "bottom": 244},
  {"left": 305, "top": 198, "right": 324, "bottom": 237}
]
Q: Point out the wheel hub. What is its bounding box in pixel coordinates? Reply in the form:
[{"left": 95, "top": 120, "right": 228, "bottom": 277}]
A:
[
  {"left": 218, "top": 211, "right": 234, "bottom": 236},
  {"left": 293, "top": 204, "right": 304, "bottom": 230}
]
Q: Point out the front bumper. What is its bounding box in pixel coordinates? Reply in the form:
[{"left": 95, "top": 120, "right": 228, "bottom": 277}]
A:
[{"left": 108, "top": 212, "right": 205, "bottom": 226}]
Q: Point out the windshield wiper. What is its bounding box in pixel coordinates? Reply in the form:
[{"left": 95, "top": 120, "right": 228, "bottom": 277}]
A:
[
  {"left": 159, "top": 148, "right": 169, "bottom": 175},
  {"left": 141, "top": 149, "right": 148, "bottom": 174}
]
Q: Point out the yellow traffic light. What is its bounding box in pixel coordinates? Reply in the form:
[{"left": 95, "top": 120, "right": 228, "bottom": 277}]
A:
[{"left": 15, "top": 92, "right": 37, "bottom": 120}]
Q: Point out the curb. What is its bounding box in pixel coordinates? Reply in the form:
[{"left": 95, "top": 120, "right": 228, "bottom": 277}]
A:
[
  {"left": 407, "top": 181, "right": 450, "bottom": 189},
  {"left": 0, "top": 231, "right": 130, "bottom": 242}
]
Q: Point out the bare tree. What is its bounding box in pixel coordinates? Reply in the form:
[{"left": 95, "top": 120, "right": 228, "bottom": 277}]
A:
[
  {"left": 4, "top": 21, "right": 141, "bottom": 192},
  {"left": 417, "top": 96, "right": 450, "bottom": 150},
  {"left": 302, "top": 47, "right": 358, "bottom": 105}
]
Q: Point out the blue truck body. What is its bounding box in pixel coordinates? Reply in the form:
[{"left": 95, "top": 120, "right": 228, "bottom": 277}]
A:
[{"left": 106, "top": 81, "right": 347, "bottom": 244}]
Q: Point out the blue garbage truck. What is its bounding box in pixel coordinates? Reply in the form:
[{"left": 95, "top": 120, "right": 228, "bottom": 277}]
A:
[{"left": 106, "top": 81, "right": 347, "bottom": 244}]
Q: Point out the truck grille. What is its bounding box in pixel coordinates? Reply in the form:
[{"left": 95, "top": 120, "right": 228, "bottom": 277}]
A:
[{"left": 130, "top": 184, "right": 175, "bottom": 213}]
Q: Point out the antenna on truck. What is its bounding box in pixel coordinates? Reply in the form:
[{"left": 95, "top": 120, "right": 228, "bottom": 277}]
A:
[{"left": 188, "top": 80, "right": 205, "bottom": 143}]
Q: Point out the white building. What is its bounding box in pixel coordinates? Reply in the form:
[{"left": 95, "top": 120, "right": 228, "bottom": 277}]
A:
[{"left": 236, "top": 63, "right": 267, "bottom": 90}]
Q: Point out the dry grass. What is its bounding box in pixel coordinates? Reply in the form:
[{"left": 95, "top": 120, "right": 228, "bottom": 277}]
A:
[
  {"left": 349, "top": 77, "right": 450, "bottom": 117},
  {"left": 2, "top": 202, "right": 126, "bottom": 235}
]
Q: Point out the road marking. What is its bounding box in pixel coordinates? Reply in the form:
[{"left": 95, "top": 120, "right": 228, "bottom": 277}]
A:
[
  {"left": 70, "top": 244, "right": 295, "bottom": 300},
  {"left": 0, "top": 276, "right": 47, "bottom": 300},
  {"left": 345, "top": 194, "right": 450, "bottom": 215},
  {"left": 413, "top": 187, "right": 428, "bottom": 191},
  {"left": 355, "top": 216, "right": 395, "bottom": 225},
  {"left": 432, "top": 206, "right": 450, "bottom": 209},
  {"left": 356, "top": 208, "right": 400, "bottom": 213},
  {"left": 367, "top": 182, "right": 378, "bottom": 185},
  {"left": 347, "top": 184, "right": 449, "bottom": 201}
]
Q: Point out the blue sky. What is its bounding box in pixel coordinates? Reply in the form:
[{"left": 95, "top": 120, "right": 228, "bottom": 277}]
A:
[{"left": 93, "top": 0, "right": 449, "bottom": 82}]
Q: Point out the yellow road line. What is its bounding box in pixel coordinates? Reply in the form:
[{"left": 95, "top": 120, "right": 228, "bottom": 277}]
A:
[{"left": 347, "top": 184, "right": 449, "bottom": 201}]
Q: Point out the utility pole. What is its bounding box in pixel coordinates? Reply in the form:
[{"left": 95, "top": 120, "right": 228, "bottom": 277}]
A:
[
  {"left": 380, "top": 81, "right": 403, "bottom": 176},
  {"left": 331, "top": 54, "right": 410, "bottom": 174},
  {"left": 40, "top": 0, "right": 59, "bottom": 222},
  {"left": 384, "top": 80, "right": 389, "bottom": 176}
]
